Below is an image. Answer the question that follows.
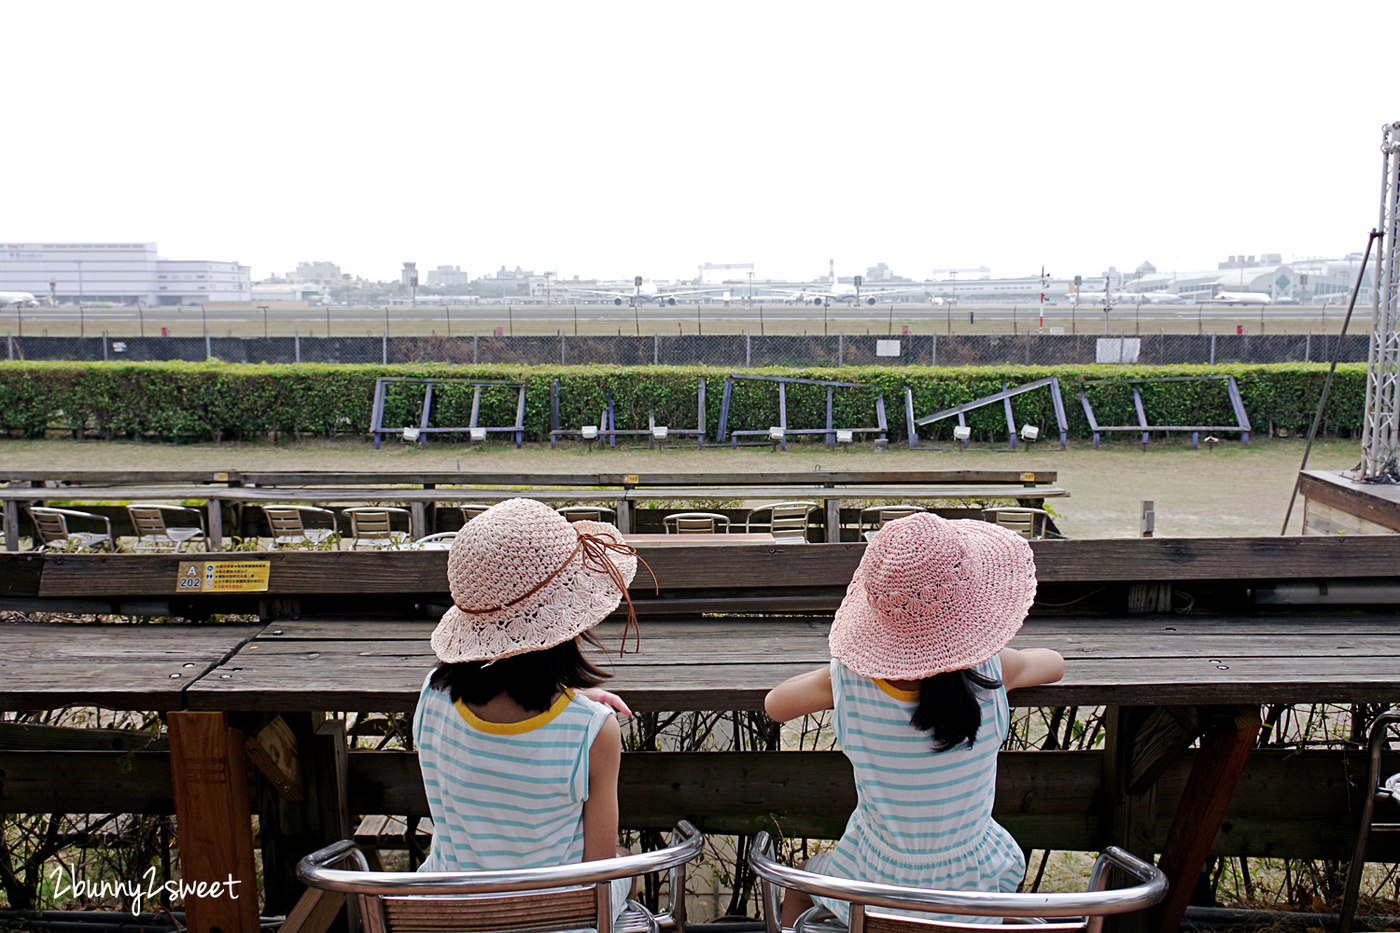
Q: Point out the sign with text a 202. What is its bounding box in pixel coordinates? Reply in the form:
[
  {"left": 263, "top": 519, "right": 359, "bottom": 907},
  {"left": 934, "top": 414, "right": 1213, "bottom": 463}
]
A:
[{"left": 176, "top": 561, "right": 271, "bottom": 593}]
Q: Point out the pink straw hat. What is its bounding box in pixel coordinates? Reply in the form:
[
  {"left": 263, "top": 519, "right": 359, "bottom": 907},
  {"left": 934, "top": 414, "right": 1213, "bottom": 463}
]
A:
[
  {"left": 431, "top": 498, "right": 638, "bottom": 663},
  {"left": 828, "top": 512, "right": 1036, "bottom": 680}
]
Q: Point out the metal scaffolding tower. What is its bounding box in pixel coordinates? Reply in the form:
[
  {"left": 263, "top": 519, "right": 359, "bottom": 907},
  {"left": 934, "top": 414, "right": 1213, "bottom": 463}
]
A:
[{"left": 1361, "top": 121, "right": 1400, "bottom": 481}]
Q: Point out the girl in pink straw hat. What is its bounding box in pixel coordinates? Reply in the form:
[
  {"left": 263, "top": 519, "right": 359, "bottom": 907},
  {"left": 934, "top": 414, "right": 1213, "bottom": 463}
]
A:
[
  {"left": 413, "top": 497, "right": 649, "bottom": 919},
  {"left": 766, "top": 512, "right": 1064, "bottom": 927}
]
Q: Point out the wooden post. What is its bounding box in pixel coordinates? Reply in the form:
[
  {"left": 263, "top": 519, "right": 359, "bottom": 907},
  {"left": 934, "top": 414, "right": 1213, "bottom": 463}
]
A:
[
  {"left": 825, "top": 498, "right": 841, "bottom": 543},
  {"left": 256, "top": 713, "right": 352, "bottom": 922},
  {"left": 1140, "top": 501, "right": 1155, "bottom": 538},
  {"left": 1102, "top": 707, "right": 1159, "bottom": 933},
  {"left": 1151, "top": 706, "right": 1262, "bottom": 933},
  {"left": 3, "top": 501, "right": 18, "bottom": 552},
  {"left": 207, "top": 497, "right": 225, "bottom": 550},
  {"left": 169, "top": 711, "right": 260, "bottom": 933}
]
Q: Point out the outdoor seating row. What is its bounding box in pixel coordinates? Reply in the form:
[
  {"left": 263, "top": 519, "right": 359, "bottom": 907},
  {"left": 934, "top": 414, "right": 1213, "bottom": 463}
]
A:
[{"left": 21, "top": 502, "right": 1059, "bottom": 552}]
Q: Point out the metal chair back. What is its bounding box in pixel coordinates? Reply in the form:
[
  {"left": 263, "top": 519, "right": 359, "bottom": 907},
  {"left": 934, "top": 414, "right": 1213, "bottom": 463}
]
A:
[
  {"left": 749, "top": 832, "right": 1165, "bottom": 933},
  {"left": 1340, "top": 709, "right": 1400, "bottom": 933},
  {"left": 857, "top": 506, "right": 925, "bottom": 539},
  {"left": 126, "top": 505, "right": 207, "bottom": 552},
  {"left": 460, "top": 504, "right": 493, "bottom": 524},
  {"left": 662, "top": 512, "right": 731, "bottom": 534},
  {"left": 344, "top": 507, "right": 414, "bottom": 550},
  {"left": 745, "top": 501, "right": 818, "bottom": 542},
  {"left": 557, "top": 506, "right": 618, "bottom": 524},
  {"left": 297, "top": 821, "right": 702, "bottom": 933},
  {"left": 263, "top": 506, "right": 340, "bottom": 549},
  {"left": 982, "top": 507, "right": 1052, "bottom": 541},
  {"left": 28, "top": 507, "right": 114, "bottom": 551}
]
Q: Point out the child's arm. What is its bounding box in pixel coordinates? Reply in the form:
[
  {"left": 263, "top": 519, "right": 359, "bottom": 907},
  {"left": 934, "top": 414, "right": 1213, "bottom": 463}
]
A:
[
  {"left": 765, "top": 666, "right": 834, "bottom": 723},
  {"left": 999, "top": 647, "right": 1066, "bottom": 691},
  {"left": 582, "top": 715, "right": 622, "bottom": 862}
]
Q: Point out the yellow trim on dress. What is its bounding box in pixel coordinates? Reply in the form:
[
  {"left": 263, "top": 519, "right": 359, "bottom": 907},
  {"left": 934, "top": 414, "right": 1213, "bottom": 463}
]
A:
[
  {"left": 456, "top": 689, "right": 576, "bottom": 734},
  {"left": 873, "top": 679, "right": 919, "bottom": 702}
]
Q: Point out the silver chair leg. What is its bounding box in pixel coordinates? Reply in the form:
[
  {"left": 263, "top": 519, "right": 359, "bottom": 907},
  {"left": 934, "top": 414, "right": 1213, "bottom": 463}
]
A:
[{"left": 1339, "top": 709, "right": 1400, "bottom": 933}]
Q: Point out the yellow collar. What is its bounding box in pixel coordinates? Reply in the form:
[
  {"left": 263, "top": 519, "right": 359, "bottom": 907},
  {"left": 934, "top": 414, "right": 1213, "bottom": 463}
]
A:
[
  {"left": 455, "top": 689, "right": 575, "bottom": 734},
  {"left": 874, "top": 679, "right": 920, "bottom": 702}
]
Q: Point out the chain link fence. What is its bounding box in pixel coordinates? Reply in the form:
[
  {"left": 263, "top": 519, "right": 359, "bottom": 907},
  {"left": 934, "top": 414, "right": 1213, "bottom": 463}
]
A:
[{"left": 2, "top": 330, "right": 1372, "bottom": 367}]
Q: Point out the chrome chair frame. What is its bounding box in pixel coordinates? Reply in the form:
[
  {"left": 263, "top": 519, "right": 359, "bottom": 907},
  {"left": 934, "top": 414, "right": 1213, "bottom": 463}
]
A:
[
  {"left": 745, "top": 502, "right": 819, "bottom": 544},
  {"left": 1339, "top": 709, "right": 1400, "bottom": 933},
  {"left": 126, "top": 504, "right": 208, "bottom": 553},
  {"left": 28, "top": 507, "right": 115, "bottom": 552},
  {"left": 413, "top": 531, "right": 460, "bottom": 550},
  {"left": 982, "top": 507, "right": 1054, "bottom": 541},
  {"left": 750, "top": 832, "right": 1166, "bottom": 933},
  {"left": 343, "top": 507, "right": 415, "bottom": 550},
  {"left": 557, "top": 506, "right": 619, "bottom": 524},
  {"left": 298, "top": 820, "right": 702, "bottom": 933},
  {"left": 857, "top": 506, "right": 925, "bottom": 541},
  {"left": 460, "top": 504, "right": 494, "bottom": 525},
  {"left": 662, "top": 512, "right": 732, "bottom": 534},
  {"left": 263, "top": 505, "right": 340, "bottom": 550}
]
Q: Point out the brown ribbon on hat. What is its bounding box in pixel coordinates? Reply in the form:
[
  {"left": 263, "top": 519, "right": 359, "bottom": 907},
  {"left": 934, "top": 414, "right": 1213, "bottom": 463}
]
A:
[{"left": 454, "top": 530, "right": 657, "bottom": 656}]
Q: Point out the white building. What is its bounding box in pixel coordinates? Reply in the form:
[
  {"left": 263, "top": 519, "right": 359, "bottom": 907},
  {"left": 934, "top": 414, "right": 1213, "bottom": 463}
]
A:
[{"left": 0, "top": 242, "right": 250, "bottom": 305}]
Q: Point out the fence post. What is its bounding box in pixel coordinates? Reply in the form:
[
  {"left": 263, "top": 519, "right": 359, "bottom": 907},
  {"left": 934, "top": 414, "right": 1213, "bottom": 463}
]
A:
[
  {"left": 1305, "top": 331, "right": 1311, "bottom": 363},
  {"left": 1120, "top": 330, "right": 1126, "bottom": 365},
  {"left": 382, "top": 327, "right": 388, "bottom": 365},
  {"left": 654, "top": 332, "right": 659, "bottom": 365},
  {"left": 931, "top": 331, "right": 937, "bottom": 366},
  {"left": 745, "top": 331, "right": 751, "bottom": 368},
  {"left": 295, "top": 326, "right": 301, "bottom": 364},
  {"left": 7, "top": 332, "right": 11, "bottom": 361},
  {"left": 1209, "top": 331, "right": 1216, "bottom": 365},
  {"left": 560, "top": 331, "right": 566, "bottom": 365},
  {"left": 473, "top": 331, "right": 478, "bottom": 365},
  {"left": 839, "top": 332, "right": 844, "bottom": 367},
  {"left": 204, "top": 327, "right": 211, "bottom": 361}
]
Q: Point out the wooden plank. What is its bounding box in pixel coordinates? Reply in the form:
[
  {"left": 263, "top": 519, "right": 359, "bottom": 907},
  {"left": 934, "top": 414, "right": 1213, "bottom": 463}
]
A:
[
  {"left": 0, "top": 471, "right": 241, "bottom": 485},
  {"left": 0, "top": 722, "right": 167, "bottom": 751},
  {"left": 279, "top": 887, "right": 344, "bottom": 933},
  {"left": 0, "top": 621, "right": 264, "bottom": 712},
  {"left": 0, "top": 553, "right": 41, "bottom": 596},
  {"left": 168, "top": 711, "right": 260, "bottom": 933},
  {"left": 217, "top": 470, "right": 1062, "bottom": 487}
]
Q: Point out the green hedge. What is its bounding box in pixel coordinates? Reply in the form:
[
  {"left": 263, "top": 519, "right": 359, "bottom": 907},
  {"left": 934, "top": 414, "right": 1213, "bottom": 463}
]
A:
[{"left": 0, "top": 361, "right": 1366, "bottom": 443}]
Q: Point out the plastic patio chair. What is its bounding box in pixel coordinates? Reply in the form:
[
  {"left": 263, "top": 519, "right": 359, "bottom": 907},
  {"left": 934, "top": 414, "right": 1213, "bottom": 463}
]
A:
[
  {"left": 662, "top": 512, "right": 732, "bottom": 534},
  {"left": 28, "top": 507, "right": 115, "bottom": 552},
  {"left": 749, "top": 831, "right": 1166, "bottom": 933},
  {"left": 857, "top": 506, "right": 926, "bottom": 541},
  {"left": 557, "top": 506, "right": 618, "bottom": 523},
  {"left": 126, "top": 504, "right": 208, "bottom": 552},
  {"left": 297, "top": 821, "right": 703, "bottom": 933},
  {"left": 343, "top": 507, "right": 415, "bottom": 550},
  {"left": 745, "top": 501, "right": 819, "bottom": 544},
  {"left": 413, "top": 531, "right": 459, "bottom": 550},
  {"left": 982, "top": 507, "right": 1054, "bottom": 541},
  {"left": 262, "top": 505, "right": 340, "bottom": 550}
]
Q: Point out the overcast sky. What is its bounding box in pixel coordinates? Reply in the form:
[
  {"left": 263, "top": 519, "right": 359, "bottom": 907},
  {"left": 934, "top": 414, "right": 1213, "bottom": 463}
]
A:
[{"left": 6, "top": 1, "right": 1398, "bottom": 284}]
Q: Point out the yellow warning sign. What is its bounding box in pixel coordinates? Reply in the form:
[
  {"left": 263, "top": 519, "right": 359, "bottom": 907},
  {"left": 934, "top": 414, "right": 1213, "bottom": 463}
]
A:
[{"left": 176, "top": 561, "right": 270, "bottom": 593}]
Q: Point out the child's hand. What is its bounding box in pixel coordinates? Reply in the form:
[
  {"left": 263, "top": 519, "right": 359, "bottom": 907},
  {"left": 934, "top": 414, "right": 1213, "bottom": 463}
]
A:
[{"left": 579, "top": 687, "right": 632, "bottom": 717}]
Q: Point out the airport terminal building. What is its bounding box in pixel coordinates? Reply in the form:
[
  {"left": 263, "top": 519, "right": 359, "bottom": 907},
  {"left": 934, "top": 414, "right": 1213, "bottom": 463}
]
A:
[{"left": 0, "top": 243, "right": 251, "bottom": 305}]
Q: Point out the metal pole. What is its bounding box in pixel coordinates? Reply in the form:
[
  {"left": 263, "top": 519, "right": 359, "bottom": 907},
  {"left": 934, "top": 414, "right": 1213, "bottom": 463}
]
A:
[
  {"left": 382, "top": 326, "right": 388, "bottom": 365},
  {"left": 653, "top": 332, "right": 659, "bottom": 365},
  {"left": 103, "top": 330, "right": 109, "bottom": 361},
  {"left": 1210, "top": 332, "right": 1216, "bottom": 365},
  {"left": 573, "top": 305, "right": 578, "bottom": 337},
  {"left": 1306, "top": 331, "right": 1311, "bottom": 363},
  {"left": 295, "top": 326, "right": 301, "bottom": 364},
  {"left": 838, "top": 332, "right": 844, "bottom": 366},
  {"left": 8, "top": 332, "right": 13, "bottom": 360},
  {"left": 745, "top": 331, "right": 751, "bottom": 368},
  {"left": 931, "top": 331, "right": 937, "bottom": 366},
  {"left": 204, "top": 327, "right": 211, "bottom": 361},
  {"left": 79, "top": 304, "right": 84, "bottom": 338},
  {"left": 473, "top": 331, "right": 478, "bottom": 365},
  {"left": 446, "top": 305, "right": 451, "bottom": 337},
  {"left": 560, "top": 331, "right": 566, "bottom": 365}
]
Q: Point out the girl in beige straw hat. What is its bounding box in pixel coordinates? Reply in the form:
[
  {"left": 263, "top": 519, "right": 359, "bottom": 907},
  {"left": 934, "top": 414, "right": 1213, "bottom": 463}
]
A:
[
  {"left": 413, "top": 497, "right": 647, "bottom": 919},
  {"left": 765, "top": 512, "right": 1064, "bottom": 927}
]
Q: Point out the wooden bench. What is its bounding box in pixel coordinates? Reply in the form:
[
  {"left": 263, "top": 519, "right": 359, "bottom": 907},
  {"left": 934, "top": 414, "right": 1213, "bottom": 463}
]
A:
[{"left": 3, "top": 535, "right": 1400, "bottom": 933}]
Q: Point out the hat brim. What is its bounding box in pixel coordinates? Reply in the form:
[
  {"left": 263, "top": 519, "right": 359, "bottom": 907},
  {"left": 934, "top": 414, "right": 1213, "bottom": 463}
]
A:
[
  {"left": 829, "top": 520, "right": 1036, "bottom": 680},
  {"left": 431, "top": 520, "right": 638, "bottom": 663}
]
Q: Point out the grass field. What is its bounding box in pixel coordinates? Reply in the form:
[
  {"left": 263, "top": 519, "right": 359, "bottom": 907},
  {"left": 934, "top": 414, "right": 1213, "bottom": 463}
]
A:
[{"left": 0, "top": 434, "right": 1359, "bottom": 538}]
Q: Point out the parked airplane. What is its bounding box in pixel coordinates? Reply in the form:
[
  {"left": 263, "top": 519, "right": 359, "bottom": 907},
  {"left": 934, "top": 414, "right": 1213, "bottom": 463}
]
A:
[
  {"left": 1208, "top": 285, "right": 1272, "bottom": 306},
  {"left": 0, "top": 291, "right": 38, "bottom": 307},
  {"left": 555, "top": 279, "right": 724, "bottom": 306},
  {"left": 768, "top": 281, "right": 945, "bottom": 306},
  {"left": 1070, "top": 289, "right": 1186, "bottom": 307}
]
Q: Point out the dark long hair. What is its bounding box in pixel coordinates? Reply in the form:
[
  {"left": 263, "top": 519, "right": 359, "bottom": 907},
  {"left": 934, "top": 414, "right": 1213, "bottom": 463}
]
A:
[
  {"left": 907, "top": 666, "right": 1003, "bottom": 752},
  {"left": 429, "top": 632, "right": 610, "bottom": 714}
]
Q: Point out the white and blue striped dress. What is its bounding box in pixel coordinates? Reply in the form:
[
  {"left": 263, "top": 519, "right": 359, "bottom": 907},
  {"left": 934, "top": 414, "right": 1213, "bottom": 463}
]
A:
[
  {"left": 806, "top": 657, "right": 1025, "bottom": 923},
  {"left": 412, "top": 673, "right": 630, "bottom": 915}
]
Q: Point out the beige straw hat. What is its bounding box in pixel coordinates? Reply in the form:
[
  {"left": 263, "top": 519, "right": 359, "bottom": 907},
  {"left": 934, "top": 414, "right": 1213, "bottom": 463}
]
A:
[
  {"left": 431, "top": 498, "right": 638, "bottom": 663},
  {"left": 828, "top": 512, "right": 1036, "bottom": 680}
]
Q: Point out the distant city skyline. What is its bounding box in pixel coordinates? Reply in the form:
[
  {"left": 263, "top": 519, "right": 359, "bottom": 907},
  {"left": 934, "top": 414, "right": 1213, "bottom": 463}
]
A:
[{"left": 5, "top": 2, "right": 1397, "bottom": 289}]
